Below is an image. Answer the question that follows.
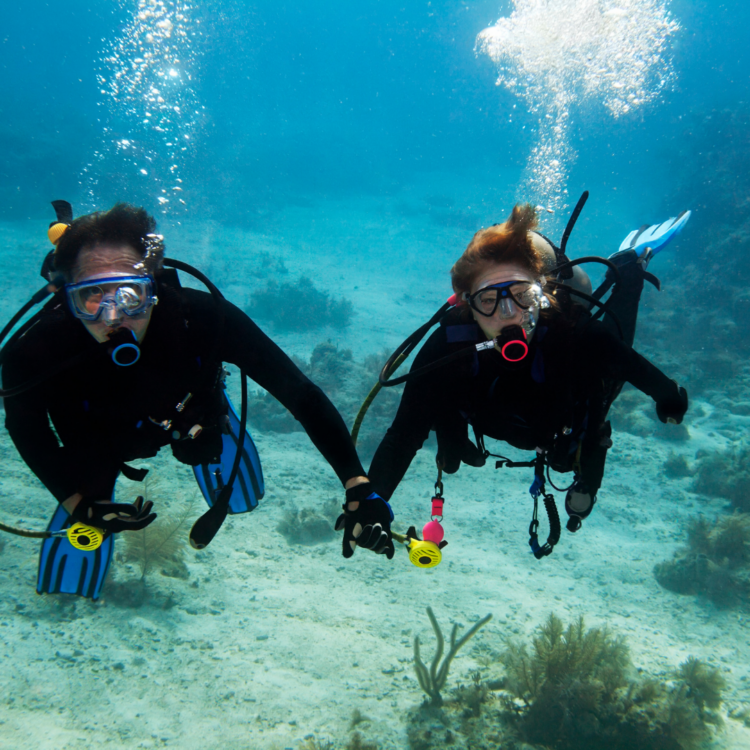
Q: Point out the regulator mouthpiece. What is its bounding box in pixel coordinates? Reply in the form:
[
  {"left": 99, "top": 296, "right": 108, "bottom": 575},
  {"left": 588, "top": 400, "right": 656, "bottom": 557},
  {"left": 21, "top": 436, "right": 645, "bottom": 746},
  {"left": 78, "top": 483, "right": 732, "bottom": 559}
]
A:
[
  {"left": 392, "top": 518, "right": 447, "bottom": 569},
  {"left": 106, "top": 329, "right": 141, "bottom": 366},
  {"left": 496, "top": 324, "right": 529, "bottom": 362}
]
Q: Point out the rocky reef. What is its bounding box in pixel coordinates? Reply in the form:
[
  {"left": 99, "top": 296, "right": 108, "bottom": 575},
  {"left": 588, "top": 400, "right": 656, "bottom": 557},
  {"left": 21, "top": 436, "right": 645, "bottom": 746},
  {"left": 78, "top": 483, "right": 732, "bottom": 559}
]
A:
[
  {"left": 692, "top": 444, "right": 750, "bottom": 513},
  {"left": 654, "top": 512, "right": 750, "bottom": 607},
  {"left": 247, "top": 276, "right": 353, "bottom": 331}
]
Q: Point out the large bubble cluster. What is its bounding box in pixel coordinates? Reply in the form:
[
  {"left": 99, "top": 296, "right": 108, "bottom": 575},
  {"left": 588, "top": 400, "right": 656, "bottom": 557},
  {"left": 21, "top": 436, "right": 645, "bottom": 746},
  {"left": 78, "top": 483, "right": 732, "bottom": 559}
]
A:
[
  {"left": 477, "top": 0, "right": 680, "bottom": 212},
  {"left": 82, "top": 0, "right": 204, "bottom": 213}
]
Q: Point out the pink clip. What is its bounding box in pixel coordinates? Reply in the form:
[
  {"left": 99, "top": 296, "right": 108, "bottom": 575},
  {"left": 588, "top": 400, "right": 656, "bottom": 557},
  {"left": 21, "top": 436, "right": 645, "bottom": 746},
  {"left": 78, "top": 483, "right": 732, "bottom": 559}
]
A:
[{"left": 431, "top": 497, "right": 444, "bottom": 518}]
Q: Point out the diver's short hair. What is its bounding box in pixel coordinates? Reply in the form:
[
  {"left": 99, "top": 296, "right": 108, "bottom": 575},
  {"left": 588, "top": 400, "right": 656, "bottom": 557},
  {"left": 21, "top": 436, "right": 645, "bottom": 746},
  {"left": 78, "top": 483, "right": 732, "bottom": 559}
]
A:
[
  {"left": 450, "top": 203, "right": 544, "bottom": 297},
  {"left": 54, "top": 203, "right": 164, "bottom": 281}
]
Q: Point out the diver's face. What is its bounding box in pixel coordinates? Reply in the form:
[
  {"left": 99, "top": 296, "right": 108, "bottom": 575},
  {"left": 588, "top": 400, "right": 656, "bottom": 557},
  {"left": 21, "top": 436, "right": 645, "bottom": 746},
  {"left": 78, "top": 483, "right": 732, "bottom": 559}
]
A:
[
  {"left": 73, "top": 244, "right": 153, "bottom": 344},
  {"left": 468, "top": 261, "right": 535, "bottom": 341}
]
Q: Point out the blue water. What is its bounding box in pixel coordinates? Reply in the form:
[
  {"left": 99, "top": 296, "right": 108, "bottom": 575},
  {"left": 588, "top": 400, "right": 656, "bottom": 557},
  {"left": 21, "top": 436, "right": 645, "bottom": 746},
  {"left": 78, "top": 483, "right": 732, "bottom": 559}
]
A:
[
  {"left": 4, "top": 0, "right": 748, "bottom": 227},
  {"left": 1, "top": 1, "right": 750, "bottom": 748}
]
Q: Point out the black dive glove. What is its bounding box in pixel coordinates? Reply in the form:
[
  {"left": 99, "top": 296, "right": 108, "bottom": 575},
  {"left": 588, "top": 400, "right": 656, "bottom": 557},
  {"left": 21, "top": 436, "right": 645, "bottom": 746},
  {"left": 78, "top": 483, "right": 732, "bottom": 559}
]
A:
[
  {"left": 72, "top": 495, "right": 156, "bottom": 533},
  {"left": 335, "top": 484, "right": 395, "bottom": 560},
  {"left": 656, "top": 385, "right": 688, "bottom": 425}
]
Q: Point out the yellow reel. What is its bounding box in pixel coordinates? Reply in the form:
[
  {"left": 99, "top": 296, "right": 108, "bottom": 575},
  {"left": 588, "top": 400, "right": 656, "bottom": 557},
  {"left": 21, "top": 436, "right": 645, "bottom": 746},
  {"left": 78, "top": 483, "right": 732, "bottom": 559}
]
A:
[{"left": 66, "top": 523, "right": 105, "bottom": 551}]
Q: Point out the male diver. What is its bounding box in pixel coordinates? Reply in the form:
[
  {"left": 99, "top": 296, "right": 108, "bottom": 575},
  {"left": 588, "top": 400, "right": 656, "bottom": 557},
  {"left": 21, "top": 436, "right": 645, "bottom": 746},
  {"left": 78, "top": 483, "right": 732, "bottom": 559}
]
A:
[{"left": 0, "top": 202, "right": 385, "bottom": 598}]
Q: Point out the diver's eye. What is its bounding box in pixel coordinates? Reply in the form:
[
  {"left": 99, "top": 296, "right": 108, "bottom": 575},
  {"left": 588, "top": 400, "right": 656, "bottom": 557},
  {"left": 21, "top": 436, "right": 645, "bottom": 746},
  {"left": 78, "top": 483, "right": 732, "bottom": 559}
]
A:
[
  {"left": 476, "top": 291, "right": 498, "bottom": 311},
  {"left": 80, "top": 287, "right": 104, "bottom": 313}
]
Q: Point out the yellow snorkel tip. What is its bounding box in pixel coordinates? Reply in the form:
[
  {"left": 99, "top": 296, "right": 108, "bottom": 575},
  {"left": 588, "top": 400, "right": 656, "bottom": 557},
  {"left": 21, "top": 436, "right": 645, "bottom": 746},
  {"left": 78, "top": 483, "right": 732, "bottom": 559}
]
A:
[{"left": 47, "top": 222, "right": 69, "bottom": 246}]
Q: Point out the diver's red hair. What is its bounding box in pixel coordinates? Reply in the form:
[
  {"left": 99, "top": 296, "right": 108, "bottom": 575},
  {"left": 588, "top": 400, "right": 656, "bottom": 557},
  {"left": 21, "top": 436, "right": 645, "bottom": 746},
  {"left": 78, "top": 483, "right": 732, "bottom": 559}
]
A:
[{"left": 450, "top": 203, "right": 543, "bottom": 297}]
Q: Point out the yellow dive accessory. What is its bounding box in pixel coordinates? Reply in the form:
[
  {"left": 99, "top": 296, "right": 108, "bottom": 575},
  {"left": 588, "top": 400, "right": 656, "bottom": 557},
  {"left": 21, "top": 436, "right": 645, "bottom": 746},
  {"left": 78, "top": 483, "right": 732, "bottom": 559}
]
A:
[
  {"left": 0, "top": 520, "right": 105, "bottom": 549},
  {"left": 47, "top": 222, "right": 69, "bottom": 246},
  {"left": 392, "top": 530, "right": 443, "bottom": 568},
  {"left": 66, "top": 523, "right": 105, "bottom": 550}
]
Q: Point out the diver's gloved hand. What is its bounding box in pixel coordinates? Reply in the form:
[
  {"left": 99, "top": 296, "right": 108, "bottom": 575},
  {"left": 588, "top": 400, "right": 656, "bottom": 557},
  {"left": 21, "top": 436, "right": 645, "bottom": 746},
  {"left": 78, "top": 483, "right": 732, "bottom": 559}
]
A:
[
  {"left": 335, "top": 484, "right": 394, "bottom": 560},
  {"left": 656, "top": 384, "right": 688, "bottom": 425},
  {"left": 72, "top": 495, "right": 156, "bottom": 533}
]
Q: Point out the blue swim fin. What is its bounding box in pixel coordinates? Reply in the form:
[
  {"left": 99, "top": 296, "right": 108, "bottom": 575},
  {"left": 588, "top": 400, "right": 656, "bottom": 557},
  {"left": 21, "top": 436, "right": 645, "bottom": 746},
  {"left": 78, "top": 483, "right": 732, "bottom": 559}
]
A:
[
  {"left": 37, "top": 503, "right": 114, "bottom": 600},
  {"left": 618, "top": 210, "right": 691, "bottom": 258},
  {"left": 193, "top": 395, "right": 264, "bottom": 514}
]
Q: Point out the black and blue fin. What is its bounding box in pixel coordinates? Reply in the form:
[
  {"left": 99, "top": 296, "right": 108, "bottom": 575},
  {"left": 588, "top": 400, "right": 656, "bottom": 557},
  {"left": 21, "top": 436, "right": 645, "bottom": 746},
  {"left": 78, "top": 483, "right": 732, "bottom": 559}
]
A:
[
  {"left": 193, "top": 396, "right": 264, "bottom": 514},
  {"left": 37, "top": 504, "right": 114, "bottom": 600},
  {"left": 618, "top": 210, "right": 691, "bottom": 257}
]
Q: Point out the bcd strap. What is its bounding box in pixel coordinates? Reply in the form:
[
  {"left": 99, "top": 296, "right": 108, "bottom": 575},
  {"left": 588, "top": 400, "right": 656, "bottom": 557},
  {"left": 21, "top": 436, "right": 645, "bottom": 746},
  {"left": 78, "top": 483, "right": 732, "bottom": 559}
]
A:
[{"left": 120, "top": 463, "right": 149, "bottom": 482}]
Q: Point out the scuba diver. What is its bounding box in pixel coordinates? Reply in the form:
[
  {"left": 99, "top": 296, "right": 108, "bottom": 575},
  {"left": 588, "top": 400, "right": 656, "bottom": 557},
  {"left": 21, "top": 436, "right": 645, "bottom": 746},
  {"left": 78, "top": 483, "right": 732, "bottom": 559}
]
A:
[
  {"left": 0, "top": 201, "right": 384, "bottom": 599},
  {"left": 350, "top": 195, "right": 690, "bottom": 562}
]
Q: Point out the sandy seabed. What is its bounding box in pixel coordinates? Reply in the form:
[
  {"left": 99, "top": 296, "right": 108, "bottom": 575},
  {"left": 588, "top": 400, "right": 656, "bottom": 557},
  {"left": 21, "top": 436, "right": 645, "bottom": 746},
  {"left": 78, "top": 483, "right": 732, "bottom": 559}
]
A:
[{"left": 0, "top": 187, "right": 748, "bottom": 749}]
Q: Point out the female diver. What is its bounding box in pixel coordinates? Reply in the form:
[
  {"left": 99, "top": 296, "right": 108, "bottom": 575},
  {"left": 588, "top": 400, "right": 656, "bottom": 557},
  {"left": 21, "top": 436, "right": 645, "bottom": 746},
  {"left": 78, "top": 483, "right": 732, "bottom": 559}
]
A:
[{"left": 345, "top": 202, "right": 688, "bottom": 560}]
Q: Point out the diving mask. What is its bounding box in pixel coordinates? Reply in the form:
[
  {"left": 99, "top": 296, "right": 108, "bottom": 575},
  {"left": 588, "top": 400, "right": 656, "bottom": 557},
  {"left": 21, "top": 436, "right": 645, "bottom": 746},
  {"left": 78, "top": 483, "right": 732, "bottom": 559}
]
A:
[
  {"left": 466, "top": 280, "right": 548, "bottom": 319},
  {"left": 66, "top": 275, "right": 158, "bottom": 322}
]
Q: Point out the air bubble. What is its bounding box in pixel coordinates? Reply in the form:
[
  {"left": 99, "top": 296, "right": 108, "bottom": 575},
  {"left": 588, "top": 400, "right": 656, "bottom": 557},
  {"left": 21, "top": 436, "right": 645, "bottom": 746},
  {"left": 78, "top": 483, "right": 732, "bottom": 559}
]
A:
[
  {"left": 477, "top": 0, "right": 680, "bottom": 212},
  {"left": 83, "top": 0, "right": 202, "bottom": 214}
]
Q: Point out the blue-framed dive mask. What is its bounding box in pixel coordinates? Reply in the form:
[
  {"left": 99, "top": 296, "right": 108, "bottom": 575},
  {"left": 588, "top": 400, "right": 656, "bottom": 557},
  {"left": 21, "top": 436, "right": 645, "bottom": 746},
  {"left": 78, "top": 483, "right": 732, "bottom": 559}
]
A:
[
  {"left": 466, "top": 280, "right": 549, "bottom": 319},
  {"left": 65, "top": 275, "right": 158, "bottom": 322}
]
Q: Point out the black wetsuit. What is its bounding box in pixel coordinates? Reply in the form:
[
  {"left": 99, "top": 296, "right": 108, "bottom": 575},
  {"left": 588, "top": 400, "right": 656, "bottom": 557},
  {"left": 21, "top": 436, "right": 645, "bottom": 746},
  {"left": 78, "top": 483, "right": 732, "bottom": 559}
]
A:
[
  {"left": 368, "top": 310, "right": 681, "bottom": 500},
  {"left": 2, "top": 281, "right": 363, "bottom": 502}
]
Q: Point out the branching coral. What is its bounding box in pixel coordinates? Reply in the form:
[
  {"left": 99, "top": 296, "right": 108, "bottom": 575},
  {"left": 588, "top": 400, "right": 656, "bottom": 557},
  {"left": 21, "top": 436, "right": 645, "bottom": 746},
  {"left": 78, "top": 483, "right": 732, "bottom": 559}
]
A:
[
  {"left": 501, "top": 613, "right": 630, "bottom": 708},
  {"left": 405, "top": 613, "right": 726, "bottom": 750},
  {"left": 413, "top": 607, "right": 492, "bottom": 707},
  {"left": 678, "top": 656, "right": 726, "bottom": 716}
]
